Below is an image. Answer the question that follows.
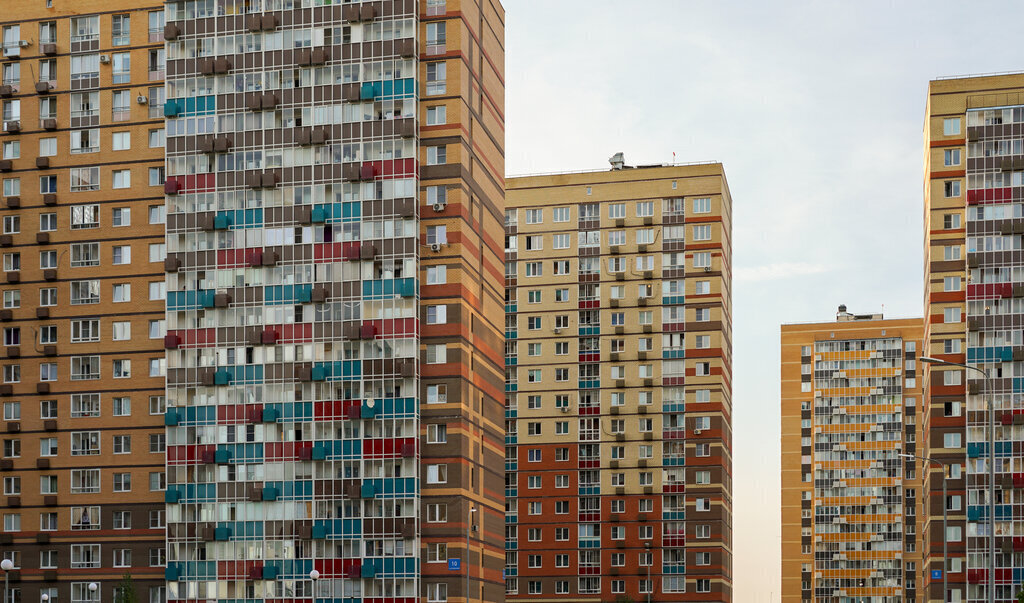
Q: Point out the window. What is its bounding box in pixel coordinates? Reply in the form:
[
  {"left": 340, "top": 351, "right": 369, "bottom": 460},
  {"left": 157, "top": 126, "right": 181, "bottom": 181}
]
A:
[
  {"left": 113, "top": 359, "right": 131, "bottom": 378},
  {"left": 111, "top": 53, "right": 130, "bottom": 85},
  {"left": 112, "top": 245, "right": 131, "bottom": 265},
  {"left": 112, "top": 321, "right": 132, "bottom": 341},
  {"left": 113, "top": 472, "right": 131, "bottom": 492},
  {"left": 39, "top": 138, "right": 56, "bottom": 157},
  {"left": 71, "top": 355, "right": 100, "bottom": 380},
  {"left": 943, "top": 433, "right": 961, "bottom": 448},
  {"left": 944, "top": 148, "right": 961, "bottom": 166},
  {"left": 426, "top": 305, "right": 447, "bottom": 324},
  {"left": 112, "top": 14, "right": 130, "bottom": 45},
  {"left": 2, "top": 290, "right": 17, "bottom": 308},
  {"left": 693, "top": 252, "right": 711, "bottom": 268},
  {"left": 426, "top": 464, "right": 447, "bottom": 484},
  {"left": 1, "top": 141, "right": 18, "bottom": 160},
  {"left": 2, "top": 178, "right": 19, "bottom": 197},
  {"left": 149, "top": 396, "right": 165, "bottom": 415},
  {"left": 112, "top": 169, "right": 131, "bottom": 189},
  {"left": 426, "top": 504, "right": 447, "bottom": 523},
  {"left": 149, "top": 282, "right": 166, "bottom": 300},
  {"left": 113, "top": 397, "right": 130, "bottom": 417},
  {"left": 553, "top": 206, "right": 570, "bottom": 222},
  {"left": 39, "top": 363, "right": 56, "bottom": 382},
  {"left": 113, "top": 283, "right": 131, "bottom": 302},
  {"left": 148, "top": 472, "right": 165, "bottom": 491},
  {"left": 426, "top": 424, "right": 447, "bottom": 444},
  {"left": 71, "top": 319, "right": 100, "bottom": 342},
  {"left": 426, "top": 384, "right": 447, "bottom": 404},
  {"left": 2, "top": 367, "right": 18, "bottom": 385},
  {"left": 112, "top": 132, "right": 131, "bottom": 151},
  {"left": 426, "top": 344, "right": 446, "bottom": 364},
  {"left": 426, "top": 225, "right": 446, "bottom": 245},
  {"left": 426, "top": 105, "right": 446, "bottom": 125},
  {"left": 426, "top": 584, "right": 447, "bottom": 603},
  {"left": 944, "top": 213, "right": 961, "bottom": 229},
  {"left": 425, "top": 62, "right": 446, "bottom": 94},
  {"left": 693, "top": 224, "right": 712, "bottom": 240},
  {"left": 943, "top": 118, "right": 960, "bottom": 136},
  {"left": 113, "top": 549, "right": 131, "bottom": 568},
  {"left": 426, "top": 145, "right": 446, "bottom": 165},
  {"left": 39, "top": 437, "right": 56, "bottom": 456},
  {"left": 944, "top": 180, "right": 961, "bottom": 198},
  {"left": 71, "top": 204, "right": 99, "bottom": 229},
  {"left": 113, "top": 435, "right": 130, "bottom": 454},
  {"left": 71, "top": 431, "right": 100, "bottom": 455},
  {"left": 39, "top": 250, "right": 57, "bottom": 269},
  {"left": 70, "top": 470, "right": 99, "bottom": 494},
  {"left": 944, "top": 307, "right": 961, "bottom": 323},
  {"left": 71, "top": 243, "right": 100, "bottom": 267},
  {"left": 148, "top": 129, "right": 165, "bottom": 148},
  {"left": 943, "top": 276, "right": 961, "bottom": 292},
  {"left": 70, "top": 129, "right": 99, "bottom": 154}
]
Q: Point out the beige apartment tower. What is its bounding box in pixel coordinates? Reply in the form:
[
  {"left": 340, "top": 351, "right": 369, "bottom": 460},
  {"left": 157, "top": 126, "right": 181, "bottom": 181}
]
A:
[
  {"left": 923, "top": 73, "right": 1024, "bottom": 603},
  {"left": 505, "top": 160, "right": 734, "bottom": 601},
  {"left": 0, "top": 2, "right": 168, "bottom": 603},
  {"left": 781, "top": 309, "right": 924, "bottom": 603}
]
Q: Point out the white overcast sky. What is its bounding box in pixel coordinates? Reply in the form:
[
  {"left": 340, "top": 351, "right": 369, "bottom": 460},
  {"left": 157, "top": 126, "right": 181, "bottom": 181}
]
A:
[{"left": 504, "top": 1, "right": 1024, "bottom": 599}]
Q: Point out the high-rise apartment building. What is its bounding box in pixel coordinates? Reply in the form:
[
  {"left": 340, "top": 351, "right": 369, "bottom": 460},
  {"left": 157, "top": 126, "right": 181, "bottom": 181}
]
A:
[
  {"left": 0, "top": 3, "right": 169, "bottom": 603},
  {"left": 504, "top": 161, "right": 734, "bottom": 601},
  {"left": 781, "top": 309, "right": 924, "bottom": 603},
  {"left": 923, "top": 73, "right": 1024, "bottom": 603},
  {"left": 160, "top": 2, "right": 505, "bottom": 603}
]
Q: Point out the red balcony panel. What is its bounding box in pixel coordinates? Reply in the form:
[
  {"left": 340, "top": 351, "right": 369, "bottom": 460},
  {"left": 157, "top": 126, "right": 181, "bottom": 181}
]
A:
[
  {"left": 365, "top": 158, "right": 415, "bottom": 180},
  {"left": 343, "top": 243, "right": 362, "bottom": 261},
  {"left": 579, "top": 406, "right": 600, "bottom": 416},
  {"left": 578, "top": 512, "right": 599, "bottom": 523},
  {"left": 1003, "top": 413, "right": 1013, "bottom": 425},
  {"left": 313, "top": 242, "right": 350, "bottom": 261},
  {"left": 363, "top": 437, "right": 416, "bottom": 458},
  {"left": 664, "top": 377, "right": 685, "bottom": 386},
  {"left": 314, "top": 400, "right": 346, "bottom": 420},
  {"left": 578, "top": 300, "right": 599, "bottom": 309},
  {"left": 168, "top": 444, "right": 210, "bottom": 465},
  {"left": 311, "top": 559, "right": 346, "bottom": 577},
  {"left": 664, "top": 483, "right": 685, "bottom": 493},
  {"left": 663, "top": 535, "right": 686, "bottom": 547},
  {"left": 664, "top": 322, "right": 685, "bottom": 332},
  {"left": 218, "top": 560, "right": 261, "bottom": 579},
  {"left": 1014, "top": 537, "right": 1024, "bottom": 551},
  {"left": 578, "top": 459, "right": 599, "bottom": 469},
  {"left": 173, "top": 327, "right": 217, "bottom": 348},
  {"left": 278, "top": 323, "right": 313, "bottom": 343},
  {"left": 217, "top": 404, "right": 260, "bottom": 423},
  {"left": 361, "top": 318, "right": 419, "bottom": 338},
  {"left": 578, "top": 353, "right": 600, "bottom": 363},
  {"left": 366, "top": 598, "right": 416, "bottom": 603},
  {"left": 1013, "top": 473, "right": 1024, "bottom": 488},
  {"left": 217, "top": 247, "right": 262, "bottom": 268}
]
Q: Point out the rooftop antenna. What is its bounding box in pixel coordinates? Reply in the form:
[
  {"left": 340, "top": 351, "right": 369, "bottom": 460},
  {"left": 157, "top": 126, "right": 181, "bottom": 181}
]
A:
[{"left": 608, "top": 152, "right": 624, "bottom": 170}]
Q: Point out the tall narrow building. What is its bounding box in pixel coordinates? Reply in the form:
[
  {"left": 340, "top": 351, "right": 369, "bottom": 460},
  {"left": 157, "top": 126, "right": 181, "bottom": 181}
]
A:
[
  {"left": 781, "top": 309, "right": 924, "bottom": 603},
  {"left": 923, "top": 73, "right": 1024, "bottom": 603},
  {"left": 0, "top": 3, "right": 168, "bottom": 603},
  {"left": 160, "top": 2, "right": 505, "bottom": 603},
  {"left": 504, "top": 161, "right": 734, "bottom": 601}
]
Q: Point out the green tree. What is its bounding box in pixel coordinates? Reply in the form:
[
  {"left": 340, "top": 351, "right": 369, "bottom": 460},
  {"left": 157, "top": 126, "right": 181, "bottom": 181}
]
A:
[{"left": 114, "top": 573, "right": 137, "bottom": 603}]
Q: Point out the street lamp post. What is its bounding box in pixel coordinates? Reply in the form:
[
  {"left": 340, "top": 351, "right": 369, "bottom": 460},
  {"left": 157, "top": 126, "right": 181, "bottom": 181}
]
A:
[
  {"left": 466, "top": 507, "right": 476, "bottom": 603},
  {"left": 1, "top": 558, "right": 13, "bottom": 603},
  {"left": 309, "top": 569, "right": 319, "bottom": 601},
  {"left": 901, "top": 453, "right": 947, "bottom": 603},
  {"left": 921, "top": 356, "right": 994, "bottom": 603}
]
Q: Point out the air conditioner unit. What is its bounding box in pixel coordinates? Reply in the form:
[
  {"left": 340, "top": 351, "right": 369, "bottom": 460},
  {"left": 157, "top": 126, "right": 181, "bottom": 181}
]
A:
[
  {"left": 430, "top": 243, "right": 442, "bottom": 252},
  {"left": 432, "top": 202, "right": 446, "bottom": 212},
  {"left": 137, "top": 95, "right": 148, "bottom": 104},
  {"left": 17, "top": 41, "right": 29, "bottom": 48},
  {"left": 703, "top": 266, "right": 711, "bottom": 272},
  {"left": 559, "top": 406, "right": 570, "bottom": 413},
  {"left": 99, "top": 54, "right": 111, "bottom": 64},
  {"left": 553, "top": 327, "right": 563, "bottom": 334},
  {"left": 693, "top": 429, "right": 702, "bottom": 435}
]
